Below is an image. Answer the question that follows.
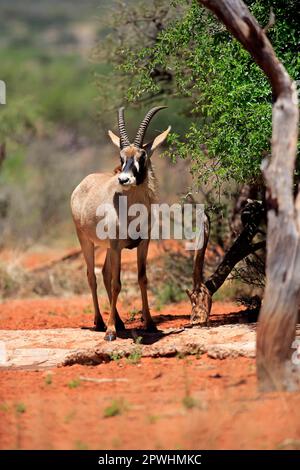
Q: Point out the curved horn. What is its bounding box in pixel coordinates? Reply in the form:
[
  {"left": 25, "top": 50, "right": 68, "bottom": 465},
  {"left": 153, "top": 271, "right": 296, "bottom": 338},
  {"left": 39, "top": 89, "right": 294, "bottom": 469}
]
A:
[
  {"left": 118, "top": 107, "right": 130, "bottom": 149},
  {"left": 134, "top": 106, "right": 167, "bottom": 148}
]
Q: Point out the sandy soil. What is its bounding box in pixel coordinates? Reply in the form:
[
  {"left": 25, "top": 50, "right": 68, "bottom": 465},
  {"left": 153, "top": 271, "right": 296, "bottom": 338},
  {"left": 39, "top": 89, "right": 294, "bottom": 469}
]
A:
[
  {"left": 0, "top": 246, "right": 300, "bottom": 450},
  {"left": 1, "top": 354, "right": 300, "bottom": 450},
  {"left": 1, "top": 297, "right": 300, "bottom": 450},
  {"left": 0, "top": 296, "right": 245, "bottom": 330}
]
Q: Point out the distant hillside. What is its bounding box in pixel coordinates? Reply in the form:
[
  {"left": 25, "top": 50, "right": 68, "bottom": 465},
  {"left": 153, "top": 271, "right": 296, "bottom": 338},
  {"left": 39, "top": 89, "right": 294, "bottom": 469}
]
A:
[{"left": 0, "top": 0, "right": 112, "bottom": 53}]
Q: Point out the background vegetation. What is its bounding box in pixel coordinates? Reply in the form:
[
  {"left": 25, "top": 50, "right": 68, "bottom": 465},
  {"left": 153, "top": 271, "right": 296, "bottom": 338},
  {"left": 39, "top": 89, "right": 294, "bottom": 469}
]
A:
[
  {"left": 0, "top": 0, "right": 298, "bottom": 300},
  {"left": 0, "top": 0, "right": 193, "bottom": 247},
  {"left": 99, "top": 0, "right": 299, "bottom": 210}
]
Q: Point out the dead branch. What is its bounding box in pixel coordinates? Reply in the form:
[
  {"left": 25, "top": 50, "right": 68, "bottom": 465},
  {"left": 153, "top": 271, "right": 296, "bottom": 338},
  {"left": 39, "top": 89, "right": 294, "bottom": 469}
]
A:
[
  {"left": 187, "top": 212, "right": 212, "bottom": 325},
  {"left": 187, "top": 200, "right": 264, "bottom": 326},
  {"left": 205, "top": 201, "right": 265, "bottom": 295},
  {"left": 263, "top": 8, "right": 275, "bottom": 33}
]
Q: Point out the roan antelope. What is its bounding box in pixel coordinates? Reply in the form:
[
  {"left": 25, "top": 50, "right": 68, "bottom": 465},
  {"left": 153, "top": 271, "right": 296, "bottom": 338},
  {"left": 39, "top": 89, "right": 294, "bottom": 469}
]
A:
[{"left": 71, "top": 106, "right": 170, "bottom": 340}]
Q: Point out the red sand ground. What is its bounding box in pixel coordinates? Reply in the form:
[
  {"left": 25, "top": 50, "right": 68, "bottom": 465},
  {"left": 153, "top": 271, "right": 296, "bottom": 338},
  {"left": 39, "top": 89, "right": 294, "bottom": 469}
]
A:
[
  {"left": 1, "top": 297, "right": 300, "bottom": 450},
  {"left": 0, "top": 246, "right": 300, "bottom": 449},
  {"left": 0, "top": 296, "right": 244, "bottom": 330}
]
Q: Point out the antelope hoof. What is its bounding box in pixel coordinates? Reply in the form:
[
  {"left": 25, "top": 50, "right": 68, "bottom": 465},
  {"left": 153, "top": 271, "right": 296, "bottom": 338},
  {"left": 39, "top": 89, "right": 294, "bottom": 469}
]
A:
[
  {"left": 146, "top": 322, "right": 158, "bottom": 333},
  {"left": 104, "top": 330, "right": 117, "bottom": 341}
]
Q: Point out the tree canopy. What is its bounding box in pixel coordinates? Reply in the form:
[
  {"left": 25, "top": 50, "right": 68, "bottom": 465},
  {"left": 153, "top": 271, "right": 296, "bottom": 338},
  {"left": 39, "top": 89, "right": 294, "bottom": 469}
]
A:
[{"left": 99, "top": 0, "right": 299, "bottom": 189}]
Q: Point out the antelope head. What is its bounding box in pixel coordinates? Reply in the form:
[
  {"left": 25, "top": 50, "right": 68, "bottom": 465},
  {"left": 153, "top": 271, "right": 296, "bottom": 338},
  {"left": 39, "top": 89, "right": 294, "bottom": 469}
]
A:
[{"left": 108, "top": 106, "right": 171, "bottom": 188}]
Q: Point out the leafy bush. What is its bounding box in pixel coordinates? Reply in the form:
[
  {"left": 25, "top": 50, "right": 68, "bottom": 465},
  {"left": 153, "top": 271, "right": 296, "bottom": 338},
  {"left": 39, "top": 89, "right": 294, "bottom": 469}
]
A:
[{"left": 100, "top": 0, "right": 299, "bottom": 188}]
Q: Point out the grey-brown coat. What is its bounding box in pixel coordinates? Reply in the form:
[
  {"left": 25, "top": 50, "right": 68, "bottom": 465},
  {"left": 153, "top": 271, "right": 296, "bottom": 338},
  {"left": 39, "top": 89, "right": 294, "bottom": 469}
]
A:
[{"left": 71, "top": 107, "right": 170, "bottom": 340}]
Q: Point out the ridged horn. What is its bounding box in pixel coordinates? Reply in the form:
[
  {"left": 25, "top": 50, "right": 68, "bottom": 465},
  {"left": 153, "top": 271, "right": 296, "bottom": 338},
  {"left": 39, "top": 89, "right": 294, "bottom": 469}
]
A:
[
  {"left": 118, "top": 107, "right": 130, "bottom": 149},
  {"left": 134, "top": 106, "right": 167, "bottom": 148}
]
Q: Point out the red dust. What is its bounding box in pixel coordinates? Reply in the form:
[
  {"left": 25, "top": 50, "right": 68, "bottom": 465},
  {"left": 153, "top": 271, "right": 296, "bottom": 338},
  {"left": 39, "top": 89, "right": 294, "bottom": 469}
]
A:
[
  {"left": 0, "top": 296, "right": 245, "bottom": 330},
  {"left": 1, "top": 296, "right": 300, "bottom": 450},
  {"left": 1, "top": 355, "right": 300, "bottom": 450},
  {"left": 0, "top": 244, "right": 300, "bottom": 449}
]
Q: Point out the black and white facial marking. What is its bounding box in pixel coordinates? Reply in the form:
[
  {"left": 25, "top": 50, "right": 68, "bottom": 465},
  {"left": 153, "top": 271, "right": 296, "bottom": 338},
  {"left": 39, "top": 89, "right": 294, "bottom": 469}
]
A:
[{"left": 118, "top": 146, "right": 147, "bottom": 187}]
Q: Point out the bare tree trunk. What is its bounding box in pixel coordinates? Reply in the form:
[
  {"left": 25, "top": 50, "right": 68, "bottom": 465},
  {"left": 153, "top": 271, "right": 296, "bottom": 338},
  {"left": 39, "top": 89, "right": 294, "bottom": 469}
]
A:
[
  {"left": 197, "top": 0, "right": 299, "bottom": 391},
  {"left": 187, "top": 213, "right": 212, "bottom": 325}
]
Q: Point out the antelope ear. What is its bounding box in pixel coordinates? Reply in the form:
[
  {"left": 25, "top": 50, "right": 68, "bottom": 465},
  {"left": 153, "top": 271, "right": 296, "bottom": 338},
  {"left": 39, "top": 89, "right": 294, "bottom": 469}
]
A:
[
  {"left": 143, "top": 126, "right": 171, "bottom": 156},
  {"left": 108, "top": 130, "right": 120, "bottom": 148}
]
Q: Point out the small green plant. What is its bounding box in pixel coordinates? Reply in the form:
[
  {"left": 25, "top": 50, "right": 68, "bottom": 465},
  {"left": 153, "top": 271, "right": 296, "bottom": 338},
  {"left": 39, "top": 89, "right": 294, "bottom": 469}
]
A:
[
  {"left": 182, "top": 395, "right": 198, "bottom": 409},
  {"left": 15, "top": 402, "right": 26, "bottom": 414},
  {"left": 83, "top": 306, "right": 93, "bottom": 315},
  {"left": 155, "top": 282, "right": 186, "bottom": 307},
  {"left": 127, "top": 348, "right": 142, "bottom": 365},
  {"left": 103, "top": 399, "right": 128, "bottom": 418},
  {"left": 110, "top": 351, "right": 124, "bottom": 362},
  {"left": 128, "top": 308, "right": 139, "bottom": 322},
  {"left": 125, "top": 335, "right": 143, "bottom": 364},
  {"left": 134, "top": 336, "right": 143, "bottom": 345},
  {"left": 75, "top": 440, "right": 89, "bottom": 450},
  {"left": 127, "top": 336, "right": 143, "bottom": 364},
  {"left": 44, "top": 374, "right": 52, "bottom": 385},
  {"left": 112, "top": 437, "right": 122, "bottom": 449},
  {"left": 0, "top": 263, "right": 19, "bottom": 299},
  {"left": 147, "top": 414, "right": 160, "bottom": 424},
  {"left": 176, "top": 352, "right": 186, "bottom": 360},
  {"left": 64, "top": 410, "right": 76, "bottom": 424},
  {"left": 277, "top": 439, "right": 300, "bottom": 450},
  {"left": 67, "top": 378, "right": 81, "bottom": 389},
  {"left": 47, "top": 310, "right": 57, "bottom": 316},
  {"left": 0, "top": 402, "right": 9, "bottom": 412}
]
